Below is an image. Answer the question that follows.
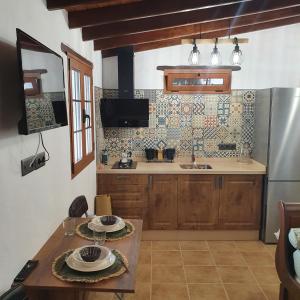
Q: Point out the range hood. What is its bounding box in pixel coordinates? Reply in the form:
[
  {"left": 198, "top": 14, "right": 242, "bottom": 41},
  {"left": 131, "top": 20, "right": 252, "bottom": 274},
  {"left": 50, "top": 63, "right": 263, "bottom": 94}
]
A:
[{"left": 118, "top": 46, "right": 134, "bottom": 98}]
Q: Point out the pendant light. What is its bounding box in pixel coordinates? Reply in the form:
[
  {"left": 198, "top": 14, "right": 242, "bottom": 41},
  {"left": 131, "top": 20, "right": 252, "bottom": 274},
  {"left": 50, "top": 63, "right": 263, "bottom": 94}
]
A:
[
  {"left": 188, "top": 39, "right": 200, "bottom": 65},
  {"left": 210, "top": 38, "right": 222, "bottom": 66},
  {"left": 231, "top": 37, "right": 243, "bottom": 65}
]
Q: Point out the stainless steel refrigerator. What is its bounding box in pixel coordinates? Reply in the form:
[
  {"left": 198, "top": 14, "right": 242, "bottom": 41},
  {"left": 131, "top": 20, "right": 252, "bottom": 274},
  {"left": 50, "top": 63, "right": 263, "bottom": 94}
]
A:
[{"left": 253, "top": 88, "right": 300, "bottom": 243}]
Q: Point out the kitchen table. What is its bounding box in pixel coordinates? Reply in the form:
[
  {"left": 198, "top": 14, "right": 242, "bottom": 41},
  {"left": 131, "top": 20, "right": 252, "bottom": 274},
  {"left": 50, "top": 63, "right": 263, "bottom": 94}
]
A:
[{"left": 23, "top": 218, "right": 143, "bottom": 300}]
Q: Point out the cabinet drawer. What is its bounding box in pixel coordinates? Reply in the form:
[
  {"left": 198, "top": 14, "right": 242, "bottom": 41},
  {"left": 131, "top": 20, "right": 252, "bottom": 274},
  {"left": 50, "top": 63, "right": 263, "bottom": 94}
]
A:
[
  {"left": 100, "top": 185, "right": 147, "bottom": 194},
  {"left": 98, "top": 174, "right": 148, "bottom": 186}
]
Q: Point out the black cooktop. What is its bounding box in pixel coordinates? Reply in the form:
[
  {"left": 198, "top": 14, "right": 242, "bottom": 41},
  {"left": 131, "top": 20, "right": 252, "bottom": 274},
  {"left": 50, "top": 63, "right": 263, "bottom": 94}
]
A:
[{"left": 111, "top": 160, "right": 137, "bottom": 169}]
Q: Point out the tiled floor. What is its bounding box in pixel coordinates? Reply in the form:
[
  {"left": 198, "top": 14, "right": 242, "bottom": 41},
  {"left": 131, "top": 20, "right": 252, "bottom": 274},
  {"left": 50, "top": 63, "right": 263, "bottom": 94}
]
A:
[{"left": 86, "top": 240, "right": 279, "bottom": 300}]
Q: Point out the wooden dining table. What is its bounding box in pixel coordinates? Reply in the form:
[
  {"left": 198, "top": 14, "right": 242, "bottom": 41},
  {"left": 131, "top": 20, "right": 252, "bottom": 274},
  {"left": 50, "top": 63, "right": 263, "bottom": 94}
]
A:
[{"left": 23, "top": 218, "right": 143, "bottom": 300}]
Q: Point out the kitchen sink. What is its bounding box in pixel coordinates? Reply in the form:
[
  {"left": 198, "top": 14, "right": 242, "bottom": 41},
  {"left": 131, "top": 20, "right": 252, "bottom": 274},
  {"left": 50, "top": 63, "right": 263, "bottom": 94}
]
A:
[{"left": 180, "top": 164, "right": 212, "bottom": 169}]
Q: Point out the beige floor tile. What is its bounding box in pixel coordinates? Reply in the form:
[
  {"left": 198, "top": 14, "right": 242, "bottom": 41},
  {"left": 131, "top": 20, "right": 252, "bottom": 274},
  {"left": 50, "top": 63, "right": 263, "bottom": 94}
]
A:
[
  {"left": 250, "top": 266, "right": 280, "bottom": 284},
  {"left": 265, "top": 244, "right": 277, "bottom": 259},
  {"left": 224, "top": 283, "right": 267, "bottom": 300},
  {"left": 140, "top": 241, "right": 152, "bottom": 251},
  {"left": 188, "top": 284, "right": 228, "bottom": 300},
  {"left": 218, "top": 266, "right": 256, "bottom": 283},
  {"left": 180, "top": 241, "right": 208, "bottom": 251},
  {"left": 152, "top": 283, "right": 189, "bottom": 300},
  {"left": 124, "top": 283, "right": 151, "bottom": 300},
  {"left": 208, "top": 241, "right": 237, "bottom": 251},
  {"left": 85, "top": 292, "right": 113, "bottom": 300},
  {"left": 241, "top": 252, "right": 274, "bottom": 266},
  {"left": 260, "top": 284, "right": 280, "bottom": 300},
  {"left": 182, "top": 251, "right": 214, "bottom": 266},
  {"left": 152, "top": 241, "right": 180, "bottom": 251},
  {"left": 152, "top": 251, "right": 182, "bottom": 265},
  {"left": 212, "top": 251, "right": 246, "bottom": 266},
  {"left": 235, "top": 241, "right": 267, "bottom": 252},
  {"left": 138, "top": 250, "right": 151, "bottom": 265},
  {"left": 185, "top": 266, "right": 220, "bottom": 283},
  {"left": 152, "top": 265, "right": 185, "bottom": 283},
  {"left": 136, "top": 264, "right": 151, "bottom": 283}
]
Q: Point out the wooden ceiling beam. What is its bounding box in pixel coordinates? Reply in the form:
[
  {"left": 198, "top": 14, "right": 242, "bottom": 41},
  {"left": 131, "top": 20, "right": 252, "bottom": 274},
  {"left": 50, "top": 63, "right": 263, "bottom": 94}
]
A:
[
  {"left": 83, "top": 0, "right": 300, "bottom": 40},
  {"left": 94, "top": 6, "right": 300, "bottom": 50},
  {"left": 68, "top": 0, "right": 251, "bottom": 28},
  {"left": 101, "top": 16, "right": 300, "bottom": 57},
  {"left": 47, "top": 0, "right": 138, "bottom": 10}
]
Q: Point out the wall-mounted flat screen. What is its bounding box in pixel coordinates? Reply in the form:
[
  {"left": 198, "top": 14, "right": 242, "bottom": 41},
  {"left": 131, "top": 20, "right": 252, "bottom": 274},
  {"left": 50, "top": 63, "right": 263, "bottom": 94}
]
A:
[{"left": 16, "top": 29, "right": 68, "bottom": 134}]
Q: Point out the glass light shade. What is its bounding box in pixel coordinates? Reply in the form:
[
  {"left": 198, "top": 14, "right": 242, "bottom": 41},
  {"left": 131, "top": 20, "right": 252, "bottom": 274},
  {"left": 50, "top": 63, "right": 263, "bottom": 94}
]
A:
[
  {"left": 231, "top": 45, "right": 243, "bottom": 65},
  {"left": 210, "top": 46, "right": 222, "bottom": 66},
  {"left": 188, "top": 44, "right": 200, "bottom": 65}
]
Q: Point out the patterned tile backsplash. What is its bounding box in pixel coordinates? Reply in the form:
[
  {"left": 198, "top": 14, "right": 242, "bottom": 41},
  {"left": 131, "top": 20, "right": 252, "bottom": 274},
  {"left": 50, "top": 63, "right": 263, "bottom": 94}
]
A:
[{"left": 95, "top": 88, "right": 255, "bottom": 162}]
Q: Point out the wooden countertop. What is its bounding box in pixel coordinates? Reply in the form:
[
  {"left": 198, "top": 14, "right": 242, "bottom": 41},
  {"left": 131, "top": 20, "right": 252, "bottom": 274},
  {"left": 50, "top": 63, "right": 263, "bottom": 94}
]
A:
[{"left": 97, "top": 158, "right": 266, "bottom": 175}]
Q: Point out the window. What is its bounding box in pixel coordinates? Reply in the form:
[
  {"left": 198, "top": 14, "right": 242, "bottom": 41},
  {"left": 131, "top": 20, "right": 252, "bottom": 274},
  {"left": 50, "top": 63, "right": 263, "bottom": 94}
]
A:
[{"left": 62, "top": 44, "right": 95, "bottom": 178}]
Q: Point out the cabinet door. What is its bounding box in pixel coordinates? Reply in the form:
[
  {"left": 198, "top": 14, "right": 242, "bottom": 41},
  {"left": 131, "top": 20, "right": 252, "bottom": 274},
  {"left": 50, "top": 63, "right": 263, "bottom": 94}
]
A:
[
  {"left": 97, "top": 174, "right": 149, "bottom": 229},
  {"left": 178, "top": 175, "right": 219, "bottom": 229},
  {"left": 149, "top": 175, "right": 178, "bottom": 229},
  {"left": 219, "top": 175, "right": 262, "bottom": 229}
]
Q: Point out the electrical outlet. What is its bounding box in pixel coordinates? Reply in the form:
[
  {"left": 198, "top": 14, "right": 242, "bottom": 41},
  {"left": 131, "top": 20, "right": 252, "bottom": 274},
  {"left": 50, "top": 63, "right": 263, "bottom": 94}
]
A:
[
  {"left": 21, "top": 152, "right": 46, "bottom": 176},
  {"left": 218, "top": 143, "right": 237, "bottom": 151}
]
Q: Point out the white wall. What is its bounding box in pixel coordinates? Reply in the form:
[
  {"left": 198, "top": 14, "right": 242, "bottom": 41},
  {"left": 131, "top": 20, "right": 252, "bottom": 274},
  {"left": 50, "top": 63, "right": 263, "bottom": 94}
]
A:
[
  {"left": 0, "top": 0, "right": 102, "bottom": 293},
  {"left": 103, "top": 23, "right": 300, "bottom": 90}
]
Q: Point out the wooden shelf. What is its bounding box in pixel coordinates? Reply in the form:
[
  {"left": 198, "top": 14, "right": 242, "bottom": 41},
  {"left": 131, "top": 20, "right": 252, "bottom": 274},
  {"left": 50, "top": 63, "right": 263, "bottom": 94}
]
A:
[{"left": 157, "top": 65, "right": 241, "bottom": 71}]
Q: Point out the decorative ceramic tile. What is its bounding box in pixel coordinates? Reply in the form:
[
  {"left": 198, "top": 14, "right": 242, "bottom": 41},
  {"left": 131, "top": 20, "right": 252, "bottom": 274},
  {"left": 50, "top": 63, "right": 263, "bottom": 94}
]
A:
[
  {"left": 98, "top": 88, "right": 255, "bottom": 159},
  {"left": 134, "top": 89, "right": 145, "bottom": 99},
  {"left": 156, "top": 115, "right": 167, "bottom": 128},
  {"left": 167, "top": 128, "right": 181, "bottom": 140},
  {"left": 180, "top": 115, "right": 192, "bottom": 128},
  {"left": 192, "top": 128, "right": 203, "bottom": 138},
  {"left": 204, "top": 139, "right": 219, "bottom": 152},
  {"left": 156, "top": 139, "right": 167, "bottom": 149},
  {"left": 243, "top": 90, "right": 255, "bottom": 103},
  {"left": 203, "top": 127, "right": 218, "bottom": 139},
  {"left": 181, "top": 102, "right": 193, "bottom": 115},
  {"left": 216, "top": 126, "right": 229, "bottom": 141},
  {"left": 204, "top": 101, "right": 218, "bottom": 115},
  {"left": 167, "top": 115, "right": 180, "bottom": 128},
  {"left": 204, "top": 116, "right": 218, "bottom": 128},
  {"left": 149, "top": 103, "right": 156, "bottom": 114},
  {"left": 191, "top": 115, "right": 205, "bottom": 129},
  {"left": 231, "top": 103, "right": 243, "bottom": 115},
  {"left": 143, "top": 137, "right": 158, "bottom": 149},
  {"left": 193, "top": 102, "right": 205, "bottom": 115},
  {"left": 103, "top": 89, "right": 118, "bottom": 98},
  {"left": 180, "top": 139, "right": 192, "bottom": 152}
]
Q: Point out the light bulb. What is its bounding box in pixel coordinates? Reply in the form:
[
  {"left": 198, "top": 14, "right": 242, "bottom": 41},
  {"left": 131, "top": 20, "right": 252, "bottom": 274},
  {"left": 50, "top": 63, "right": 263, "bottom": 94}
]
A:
[
  {"left": 188, "top": 44, "right": 200, "bottom": 65},
  {"left": 210, "top": 45, "right": 222, "bottom": 66},
  {"left": 231, "top": 45, "right": 243, "bottom": 65}
]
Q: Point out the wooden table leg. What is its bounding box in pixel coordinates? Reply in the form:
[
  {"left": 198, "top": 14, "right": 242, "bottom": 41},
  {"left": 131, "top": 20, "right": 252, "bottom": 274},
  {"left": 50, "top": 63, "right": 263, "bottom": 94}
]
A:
[{"left": 115, "top": 293, "right": 124, "bottom": 300}]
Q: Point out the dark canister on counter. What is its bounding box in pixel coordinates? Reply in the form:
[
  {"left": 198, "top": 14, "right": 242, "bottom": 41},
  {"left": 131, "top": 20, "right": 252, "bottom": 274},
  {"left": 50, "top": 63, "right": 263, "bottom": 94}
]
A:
[
  {"left": 101, "top": 149, "right": 108, "bottom": 165},
  {"left": 164, "top": 148, "right": 176, "bottom": 161},
  {"left": 145, "top": 148, "right": 157, "bottom": 161}
]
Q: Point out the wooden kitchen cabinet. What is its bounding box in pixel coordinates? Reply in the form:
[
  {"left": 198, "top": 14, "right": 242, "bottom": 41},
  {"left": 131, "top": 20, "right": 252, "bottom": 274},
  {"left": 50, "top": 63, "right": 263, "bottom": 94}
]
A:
[
  {"left": 97, "top": 173, "right": 262, "bottom": 231},
  {"left": 219, "top": 175, "right": 262, "bottom": 229},
  {"left": 149, "top": 175, "right": 178, "bottom": 229},
  {"left": 97, "top": 174, "right": 149, "bottom": 229},
  {"left": 178, "top": 175, "right": 219, "bottom": 229}
]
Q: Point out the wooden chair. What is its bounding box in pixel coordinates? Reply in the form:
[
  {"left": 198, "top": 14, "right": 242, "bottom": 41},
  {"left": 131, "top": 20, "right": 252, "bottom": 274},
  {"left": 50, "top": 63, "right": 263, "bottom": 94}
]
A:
[
  {"left": 68, "top": 195, "right": 88, "bottom": 218},
  {"left": 276, "top": 201, "right": 300, "bottom": 300},
  {"left": 0, "top": 284, "right": 27, "bottom": 300}
]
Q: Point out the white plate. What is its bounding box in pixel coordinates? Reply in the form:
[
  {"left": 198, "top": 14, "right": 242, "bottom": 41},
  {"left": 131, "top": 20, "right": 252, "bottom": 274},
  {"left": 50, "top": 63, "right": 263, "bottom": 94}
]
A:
[
  {"left": 88, "top": 215, "right": 126, "bottom": 233},
  {"left": 66, "top": 246, "right": 116, "bottom": 272}
]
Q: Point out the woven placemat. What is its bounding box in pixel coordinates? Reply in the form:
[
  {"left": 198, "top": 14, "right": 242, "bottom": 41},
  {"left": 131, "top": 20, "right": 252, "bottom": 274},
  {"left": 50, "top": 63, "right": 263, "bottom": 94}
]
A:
[
  {"left": 76, "top": 220, "right": 135, "bottom": 241},
  {"left": 52, "top": 249, "right": 128, "bottom": 283}
]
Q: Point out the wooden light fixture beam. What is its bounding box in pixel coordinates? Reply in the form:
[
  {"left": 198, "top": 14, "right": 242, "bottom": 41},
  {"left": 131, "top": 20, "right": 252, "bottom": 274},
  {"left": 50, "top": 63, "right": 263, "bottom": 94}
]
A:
[
  {"left": 69, "top": 0, "right": 252, "bottom": 28},
  {"left": 82, "top": 0, "right": 300, "bottom": 40},
  {"left": 93, "top": 6, "right": 300, "bottom": 50},
  {"left": 101, "top": 15, "right": 300, "bottom": 57}
]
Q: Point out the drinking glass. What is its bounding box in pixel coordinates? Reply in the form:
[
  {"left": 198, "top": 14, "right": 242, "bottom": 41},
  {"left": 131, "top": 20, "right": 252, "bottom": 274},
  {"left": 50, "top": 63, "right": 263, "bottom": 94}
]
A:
[
  {"left": 63, "top": 217, "right": 76, "bottom": 236},
  {"left": 93, "top": 230, "right": 106, "bottom": 245}
]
